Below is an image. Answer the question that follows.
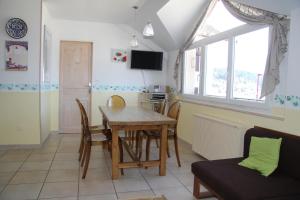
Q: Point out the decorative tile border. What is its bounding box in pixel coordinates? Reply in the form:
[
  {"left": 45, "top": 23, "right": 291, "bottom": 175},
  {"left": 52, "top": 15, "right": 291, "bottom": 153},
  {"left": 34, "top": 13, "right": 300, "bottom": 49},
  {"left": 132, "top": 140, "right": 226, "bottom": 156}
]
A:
[
  {"left": 92, "top": 84, "right": 145, "bottom": 92},
  {"left": 274, "top": 94, "right": 300, "bottom": 108},
  {"left": 40, "top": 83, "right": 59, "bottom": 91},
  {"left": 0, "top": 83, "right": 145, "bottom": 92},
  {"left": 0, "top": 83, "right": 39, "bottom": 91},
  {"left": 0, "top": 83, "right": 59, "bottom": 92}
]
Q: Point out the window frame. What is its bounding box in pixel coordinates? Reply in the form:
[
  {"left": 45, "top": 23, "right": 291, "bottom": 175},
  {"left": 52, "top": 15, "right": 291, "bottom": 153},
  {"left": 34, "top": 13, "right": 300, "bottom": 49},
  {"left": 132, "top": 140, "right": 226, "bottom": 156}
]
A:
[{"left": 183, "top": 23, "right": 271, "bottom": 110}]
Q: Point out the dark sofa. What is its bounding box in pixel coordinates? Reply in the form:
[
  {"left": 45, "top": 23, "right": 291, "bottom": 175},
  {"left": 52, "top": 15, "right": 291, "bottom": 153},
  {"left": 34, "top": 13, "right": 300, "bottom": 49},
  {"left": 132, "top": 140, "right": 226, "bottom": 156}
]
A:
[{"left": 191, "top": 126, "right": 300, "bottom": 200}]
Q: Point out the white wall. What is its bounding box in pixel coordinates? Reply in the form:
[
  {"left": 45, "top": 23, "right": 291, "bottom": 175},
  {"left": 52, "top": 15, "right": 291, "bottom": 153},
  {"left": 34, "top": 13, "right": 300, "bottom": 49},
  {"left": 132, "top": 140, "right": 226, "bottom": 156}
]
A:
[
  {"left": 0, "top": 0, "right": 41, "bottom": 84},
  {"left": 46, "top": 17, "right": 168, "bottom": 87},
  {"left": 286, "top": 7, "right": 300, "bottom": 96}
]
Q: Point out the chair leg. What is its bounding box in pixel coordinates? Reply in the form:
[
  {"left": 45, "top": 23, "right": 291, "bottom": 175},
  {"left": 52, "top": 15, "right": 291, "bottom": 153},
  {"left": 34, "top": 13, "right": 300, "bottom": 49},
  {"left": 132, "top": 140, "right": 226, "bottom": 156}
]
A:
[
  {"left": 174, "top": 135, "right": 181, "bottom": 167},
  {"left": 82, "top": 143, "right": 91, "bottom": 179},
  {"left": 81, "top": 143, "right": 87, "bottom": 167},
  {"left": 78, "top": 134, "right": 84, "bottom": 161},
  {"left": 146, "top": 137, "right": 151, "bottom": 162},
  {"left": 155, "top": 138, "right": 159, "bottom": 148},
  {"left": 118, "top": 138, "right": 124, "bottom": 175},
  {"left": 138, "top": 133, "right": 143, "bottom": 160},
  {"left": 167, "top": 140, "right": 170, "bottom": 158},
  {"left": 193, "top": 176, "right": 201, "bottom": 199}
]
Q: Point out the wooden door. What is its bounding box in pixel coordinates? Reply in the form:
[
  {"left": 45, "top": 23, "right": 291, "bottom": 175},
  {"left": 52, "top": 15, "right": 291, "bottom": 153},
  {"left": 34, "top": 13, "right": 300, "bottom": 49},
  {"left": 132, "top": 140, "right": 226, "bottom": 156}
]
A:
[{"left": 59, "top": 41, "right": 92, "bottom": 133}]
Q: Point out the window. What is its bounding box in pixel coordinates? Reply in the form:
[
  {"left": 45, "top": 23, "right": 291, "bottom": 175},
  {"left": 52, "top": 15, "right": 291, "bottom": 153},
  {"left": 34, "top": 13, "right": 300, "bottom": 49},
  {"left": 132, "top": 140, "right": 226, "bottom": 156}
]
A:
[
  {"left": 194, "top": 1, "right": 245, "bottom": 42},
  {"left": 204, "top": 40, "right": 228, "bottom": 98},
  {"left": 184, "top": 48, "right": 200, "bottom": 95},
  {"left": 233, "top": 28, "right": 269, "bottom": 101},
  {"left": 183, "top": 0, "right": 270, "bottom": 107}
]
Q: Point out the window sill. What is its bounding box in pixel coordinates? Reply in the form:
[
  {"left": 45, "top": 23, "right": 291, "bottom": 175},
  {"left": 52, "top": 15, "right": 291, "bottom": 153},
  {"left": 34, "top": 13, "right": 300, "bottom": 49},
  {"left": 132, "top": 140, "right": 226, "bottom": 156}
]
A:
[{"left": 180, "top": 95, "right": 285, "bottom": 121}]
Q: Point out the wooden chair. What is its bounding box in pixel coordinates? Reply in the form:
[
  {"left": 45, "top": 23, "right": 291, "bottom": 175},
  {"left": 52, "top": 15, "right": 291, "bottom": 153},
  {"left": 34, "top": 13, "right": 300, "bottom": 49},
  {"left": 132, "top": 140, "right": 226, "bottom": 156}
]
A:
[
  {"left": 76, "top": 99, "right": 108, "bottom": 162},
  {"left": 76, "top": 99, "right": 124, "bottom": 178},
  {"left": 144, "top": 101, "right": 181, "bottom": 167},
  {"left": 107, "top": 95, "right": 126, "bottom": 108}
]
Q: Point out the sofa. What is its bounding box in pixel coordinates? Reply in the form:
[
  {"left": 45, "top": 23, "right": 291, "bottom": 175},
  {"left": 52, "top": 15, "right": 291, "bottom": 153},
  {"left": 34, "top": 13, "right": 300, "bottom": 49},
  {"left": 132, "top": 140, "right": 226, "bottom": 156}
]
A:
[{"left": 191, "top": 126, "right": 300, "bottom": 200}]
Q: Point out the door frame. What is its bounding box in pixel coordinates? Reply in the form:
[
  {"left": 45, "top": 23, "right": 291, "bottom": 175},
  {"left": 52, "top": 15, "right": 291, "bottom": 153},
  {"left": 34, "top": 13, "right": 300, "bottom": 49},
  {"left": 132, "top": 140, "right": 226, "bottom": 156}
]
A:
[{"left": 59, "top": 40, "right": 93, "bottom": 133}]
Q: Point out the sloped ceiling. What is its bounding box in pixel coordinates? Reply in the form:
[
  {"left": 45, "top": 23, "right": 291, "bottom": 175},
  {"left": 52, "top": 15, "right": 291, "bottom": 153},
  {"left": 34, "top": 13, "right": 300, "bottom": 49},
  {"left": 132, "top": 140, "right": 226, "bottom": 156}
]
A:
[
  {"left": 44, "top": 0, "right": 147, "bottom": 23},
  {"left": 44, "top": 0, "right": 300, "bottom": 52}
]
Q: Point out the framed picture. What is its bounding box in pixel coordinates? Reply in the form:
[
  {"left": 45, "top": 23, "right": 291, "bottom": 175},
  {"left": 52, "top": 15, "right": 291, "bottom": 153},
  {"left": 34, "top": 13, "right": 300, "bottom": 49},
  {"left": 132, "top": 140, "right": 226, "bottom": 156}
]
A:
[
  {"left": 6, "top": 41, "right": 28, "bottom": 71},
  {"left": 111, "top": 49, "right": 127, "bottom": 63}
]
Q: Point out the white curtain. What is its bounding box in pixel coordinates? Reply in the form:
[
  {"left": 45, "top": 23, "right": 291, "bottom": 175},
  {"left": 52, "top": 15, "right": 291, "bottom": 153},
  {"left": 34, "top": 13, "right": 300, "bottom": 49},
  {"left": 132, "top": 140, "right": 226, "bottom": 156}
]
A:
[
  {"left": 173, "top": 0, "right": 217, "bottom": 92},
  {"left": 221, "top": 0, "right": 290, "bottom": 98}
]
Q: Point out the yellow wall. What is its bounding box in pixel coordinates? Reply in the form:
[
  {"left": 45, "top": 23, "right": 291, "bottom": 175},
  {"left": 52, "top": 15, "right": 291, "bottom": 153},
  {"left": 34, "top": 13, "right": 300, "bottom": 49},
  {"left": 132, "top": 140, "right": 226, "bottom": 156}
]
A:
[
  {"left": 49, "top": 91, "right": 59, "bottom": 131},
  {"left": 0, "top": 92, "right": 40, "bottom": 145},
  {"left": 48, "top": 91, "right": 141, "bottom": 131},
  {"left": 177, "top": 100, "right": 300, "bottom": 144}
]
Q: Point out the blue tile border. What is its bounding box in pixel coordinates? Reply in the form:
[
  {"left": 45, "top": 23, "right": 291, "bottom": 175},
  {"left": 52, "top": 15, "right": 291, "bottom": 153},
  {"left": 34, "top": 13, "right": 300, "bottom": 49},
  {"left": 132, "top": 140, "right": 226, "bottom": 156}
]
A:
[
  {"left": 0, "top": 83, "right": 145, "bottom": 92},
  {"left": 0, "top": 83, "right": 39, "bottom": 91},
  {"left": 274, "top": 94, "right": 300, "bottom": 108},
  {"left": 92, "top": 84, "right": 145, "bottom": 92}
]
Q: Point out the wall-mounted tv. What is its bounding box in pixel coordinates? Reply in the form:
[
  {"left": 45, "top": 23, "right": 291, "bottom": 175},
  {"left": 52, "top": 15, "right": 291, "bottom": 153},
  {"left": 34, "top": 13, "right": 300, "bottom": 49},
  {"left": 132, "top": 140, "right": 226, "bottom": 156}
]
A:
[{"left": 131, "top": 50, "right": 163, "bottom": 71}]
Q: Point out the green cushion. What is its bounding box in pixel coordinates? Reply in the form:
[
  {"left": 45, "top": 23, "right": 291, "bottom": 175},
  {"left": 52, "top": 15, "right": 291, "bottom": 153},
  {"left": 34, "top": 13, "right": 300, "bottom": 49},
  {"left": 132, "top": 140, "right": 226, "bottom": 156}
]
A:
[{"left": 239, "top": 136, "right": 282, "bottom": 176}]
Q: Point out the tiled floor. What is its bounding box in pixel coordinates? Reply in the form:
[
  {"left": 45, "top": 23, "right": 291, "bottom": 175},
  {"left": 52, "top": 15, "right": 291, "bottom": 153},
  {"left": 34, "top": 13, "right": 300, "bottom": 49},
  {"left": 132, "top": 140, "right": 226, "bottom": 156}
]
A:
[{"left": 0, "top": 133, "right": 217, "bottom": 200}]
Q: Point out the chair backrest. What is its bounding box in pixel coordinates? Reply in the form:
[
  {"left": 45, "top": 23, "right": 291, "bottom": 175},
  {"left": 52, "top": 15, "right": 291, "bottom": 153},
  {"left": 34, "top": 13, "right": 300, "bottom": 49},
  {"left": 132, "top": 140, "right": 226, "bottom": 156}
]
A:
[
  {"left": 167, "top": 101, "right": 180, "bottom": 120},
  {"left": 107, "top": 95, "right": 126, "bottom": 108},
  {"left": 154, "top": 100, "right": 166, "bottom": 115},
  {"left": 75, "top": 98, "right": 83, "bottom": 125},
  {"left": 75, "top": 98, "right": 91, "bottom": 139}
]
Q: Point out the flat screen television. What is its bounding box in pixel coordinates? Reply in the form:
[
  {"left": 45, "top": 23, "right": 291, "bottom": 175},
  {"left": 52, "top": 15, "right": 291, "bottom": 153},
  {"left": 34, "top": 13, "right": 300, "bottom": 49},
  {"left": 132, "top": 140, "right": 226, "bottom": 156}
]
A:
[{"left": 131, "top": 50, "right": 163, "bottom": 71}]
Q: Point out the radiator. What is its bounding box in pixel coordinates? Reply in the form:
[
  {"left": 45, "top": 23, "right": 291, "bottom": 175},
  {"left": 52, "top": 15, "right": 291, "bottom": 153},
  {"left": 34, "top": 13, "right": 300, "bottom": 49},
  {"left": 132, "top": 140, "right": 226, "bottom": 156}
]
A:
[{"left": 192, "top": 114, "right": 247, "bottom": 160}]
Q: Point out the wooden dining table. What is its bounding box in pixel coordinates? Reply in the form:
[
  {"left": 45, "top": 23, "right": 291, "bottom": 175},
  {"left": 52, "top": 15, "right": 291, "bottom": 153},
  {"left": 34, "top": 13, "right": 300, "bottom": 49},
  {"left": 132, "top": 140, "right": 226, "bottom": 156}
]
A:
[{"left": 99, "top": 106, "right": 176, "bottom": 179}]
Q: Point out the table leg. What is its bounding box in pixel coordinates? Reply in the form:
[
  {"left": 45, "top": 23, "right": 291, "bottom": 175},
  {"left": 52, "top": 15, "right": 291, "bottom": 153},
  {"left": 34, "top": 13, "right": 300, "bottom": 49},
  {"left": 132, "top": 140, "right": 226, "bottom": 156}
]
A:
[
  {"left": 111, "top": 128, "right": 119, "bottom": 179},
  {"left": 159, "top": 124, "right": 168, "bottom": 176}
]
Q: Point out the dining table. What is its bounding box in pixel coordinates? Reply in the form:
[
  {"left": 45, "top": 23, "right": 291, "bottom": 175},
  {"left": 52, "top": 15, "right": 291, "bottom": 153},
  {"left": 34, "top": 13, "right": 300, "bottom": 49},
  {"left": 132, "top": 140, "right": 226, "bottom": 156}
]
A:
[{"left": 99, "top": 106, "right": 177, "bottom": 179}]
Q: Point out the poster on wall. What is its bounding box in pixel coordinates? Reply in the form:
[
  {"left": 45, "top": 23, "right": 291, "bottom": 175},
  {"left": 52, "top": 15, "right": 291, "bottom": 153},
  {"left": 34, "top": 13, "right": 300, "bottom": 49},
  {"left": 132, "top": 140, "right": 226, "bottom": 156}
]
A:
[
  {"left": 5, "top": 41, "right": 28, "bottom": 71},
  {"left": 111, "top": 49, "right": 127, "bottom": 63}
]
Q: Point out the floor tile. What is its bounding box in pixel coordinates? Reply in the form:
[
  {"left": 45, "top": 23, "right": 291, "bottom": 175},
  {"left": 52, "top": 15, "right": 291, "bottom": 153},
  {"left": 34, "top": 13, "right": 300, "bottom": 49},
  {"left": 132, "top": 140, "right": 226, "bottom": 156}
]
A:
[
  {"left": 0, "top": 162, "right": 22, "bottom": 172},
  {"left": 79, "top": 194, "right": 117, "bottom": 200},
  {"left": 39, "top": 182, "right": 78, "bottom": 199},
  {"left": 27, "top": 153, "right": 55, "bottom": 161},
  {"left": 0, "top": 183, "right": 43, "bottom": 200},
  {"left": 54, "top": 153, "right": 79, "bottom": 161},
  {"left": 20, "top": 161, "right": 52, "bottom": 171},
  {"left": 113, "top": 177, "right": 150, "bottom": 193},
  {"left": 86, "top": 158, "right": 107, "bottom": 169},
  {"left": 46, "top": 169, "right": 78, "bottom": 182},
  {"left": 117, "top": 190, "right": 155, "bottom": 200},
  {"left": 154, "top": 186, "right": 195, "bottom": 200},
  {"left": 79, "top": 180, "right": 115, "bottom": 196},
  {"left": 0, "top": 150, "right": 6, "bottom": 157},
  {"left": 0, "top": 153, "right": 29, "bottom": 162},
  {"left": 79, "top": 168, "right": 110, "bottom": 181},
  {"left": 57, "top": 145, "right": 78, "bottom": 153},
  {"left": 10, "top": 170, "right": 47, "bottom": 184},
  {"left": 33, "top": 146, "right": 58, "bottom": 154},
  {"left": 173, "top": 172, "right": 194, "bottom": 187},
  {"left": 39, "top": 197, "right": 77, "bottom": 200},
  {"left": 0, "top": 184, "right": 5, "bottom": 192},
  {"left": 0, "top": 172, "right": 15, "bottom": 185},
  {"left": 5, "top": 149, "right": 32, "bottom": 155},
  {"left": 51, "top": 160, "right": 79, "bottom": 170},
  {"left": 144, "top": 174, "right": 183, "bottom": 190}
]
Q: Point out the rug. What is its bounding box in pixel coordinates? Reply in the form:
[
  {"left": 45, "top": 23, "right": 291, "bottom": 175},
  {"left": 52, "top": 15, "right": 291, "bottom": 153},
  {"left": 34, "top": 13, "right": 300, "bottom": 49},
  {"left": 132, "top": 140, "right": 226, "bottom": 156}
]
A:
[{"left": 128, "top": 195, "right": 167, "bottom": 200}]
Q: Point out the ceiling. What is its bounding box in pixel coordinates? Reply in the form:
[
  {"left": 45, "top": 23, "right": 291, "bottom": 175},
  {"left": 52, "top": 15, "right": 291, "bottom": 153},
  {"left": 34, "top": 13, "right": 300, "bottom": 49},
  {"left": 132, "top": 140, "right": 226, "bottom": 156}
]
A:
[
  {"left": 44, "top": 0, "right": 147, "bottom": 23},
  {"left": 44, "top": 0, "right": 300, "bottom": 51}
]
